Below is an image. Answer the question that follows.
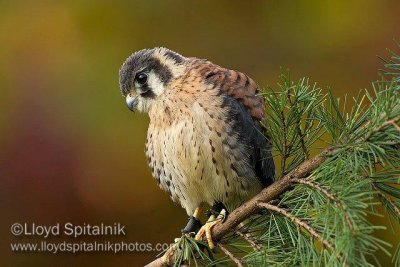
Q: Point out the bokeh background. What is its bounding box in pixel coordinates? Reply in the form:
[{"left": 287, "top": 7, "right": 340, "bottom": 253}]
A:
[{"left": 1, "top": 1, "right": 399, "bottom": 266}]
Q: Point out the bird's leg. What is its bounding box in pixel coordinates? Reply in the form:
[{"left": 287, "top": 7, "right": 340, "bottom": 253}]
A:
[
  {"left": 195, "top": 202, "right": 227, "bottom": 250},
  {"left": 181, "top": 205, "right": 203, "bottom": 234}
]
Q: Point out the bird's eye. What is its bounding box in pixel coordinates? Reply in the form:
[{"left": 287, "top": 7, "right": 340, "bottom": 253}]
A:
[{"left": 135, "top": 73, "right": 148, "bottom": 86}]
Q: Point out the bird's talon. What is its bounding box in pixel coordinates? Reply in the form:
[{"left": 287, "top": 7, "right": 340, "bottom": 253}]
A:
[{"left": 195, "top": 209, "right": 226, "bottom": 250}]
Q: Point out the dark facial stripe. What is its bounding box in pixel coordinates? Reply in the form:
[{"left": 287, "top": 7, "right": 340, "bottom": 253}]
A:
[{"left": 147, "top": 57, "right": 172, "bottom": 84}]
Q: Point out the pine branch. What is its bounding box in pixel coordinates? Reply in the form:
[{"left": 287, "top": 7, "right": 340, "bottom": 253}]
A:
[
  {"left": 256, "top": 202, "right": 337, "bottom": 256},
  {"left": 145, "top": 148, "right": 335, "bottom": 267},
  {"left": 292, "top": 178, "right": 355, "bottom": 233}
]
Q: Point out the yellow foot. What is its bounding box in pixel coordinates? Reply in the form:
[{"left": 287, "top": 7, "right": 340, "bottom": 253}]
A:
[{"left": 195, "top": 209, "right": 226, "bottom": 250}]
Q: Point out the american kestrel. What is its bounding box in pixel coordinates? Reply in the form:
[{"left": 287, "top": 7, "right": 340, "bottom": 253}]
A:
[{"left": 119, "top": 47, "right": 275, "bottom": 249}]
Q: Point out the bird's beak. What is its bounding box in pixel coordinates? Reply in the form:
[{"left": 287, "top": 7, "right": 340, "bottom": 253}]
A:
[{"left": 126, "top": 93, "right": 139, "bottom": 112}]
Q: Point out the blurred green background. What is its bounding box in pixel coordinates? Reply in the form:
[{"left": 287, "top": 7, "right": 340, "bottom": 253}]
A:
[{"left": 1, "top": 1, "right": 399, "bottom": 266}]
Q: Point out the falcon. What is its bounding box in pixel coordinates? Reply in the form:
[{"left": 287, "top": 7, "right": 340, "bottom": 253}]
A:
[{"left": 119, "top": 47, "right": 275, "bottom": 249}]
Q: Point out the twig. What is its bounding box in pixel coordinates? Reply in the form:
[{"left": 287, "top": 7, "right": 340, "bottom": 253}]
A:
[
  {"left": 372, "top": 184, "right": 400, "bottom": 218},
  {"left": 235, "top": 229, "right": 262, "bottom": 251},
  {"left": 364, "top": 115, "right": 400, "bottom": 141},
  {"left": 391, "top": 121, "right": 400, "bottom": 133},
  {"left": 218, "top": 243, "right": 245, "bottom": 267},
  {"left": 292, "top": 178, "right": 355, "bottom": 234},
  {"left": 280, "top": 110, "right": 288, "bottom": 175},
  {"left": 256, "top": 202, "right": 335, "bottom": 253}
]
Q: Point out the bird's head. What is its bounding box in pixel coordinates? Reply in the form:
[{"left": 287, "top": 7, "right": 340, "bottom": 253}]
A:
[{"left": 119, "top": 47, "right": 186, "bottom": 113}]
